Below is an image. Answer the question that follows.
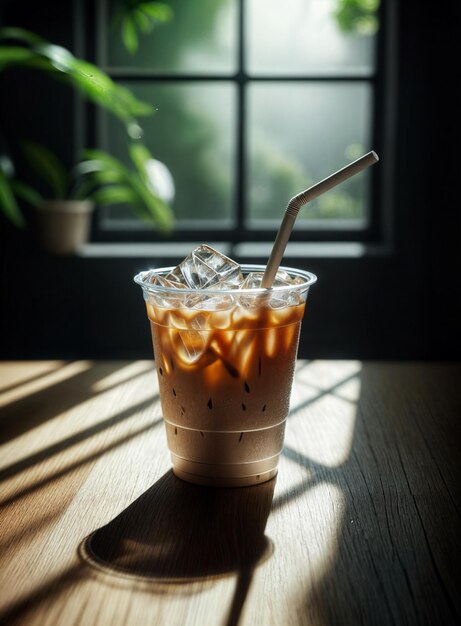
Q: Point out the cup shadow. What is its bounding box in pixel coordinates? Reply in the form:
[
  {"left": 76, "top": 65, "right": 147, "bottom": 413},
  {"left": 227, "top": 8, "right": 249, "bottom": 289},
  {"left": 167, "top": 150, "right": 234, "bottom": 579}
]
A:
[{"left": 80, "top": 470, "right": 275, "bottom": 585}]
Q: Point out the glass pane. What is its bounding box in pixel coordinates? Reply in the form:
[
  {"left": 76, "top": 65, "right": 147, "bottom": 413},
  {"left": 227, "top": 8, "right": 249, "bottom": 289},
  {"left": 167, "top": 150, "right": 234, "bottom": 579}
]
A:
[
  {"left": 102, "top": 82, "right": 236, "bottom": 226},
  {"left": 247, "top": 82, "right": 372, "bottom": 224},
  {"left": 105, "top": 0, "right": 238, "bottom": 74},
  {"left": 246, "top": 0, "right": 378, "bottom": 75}
]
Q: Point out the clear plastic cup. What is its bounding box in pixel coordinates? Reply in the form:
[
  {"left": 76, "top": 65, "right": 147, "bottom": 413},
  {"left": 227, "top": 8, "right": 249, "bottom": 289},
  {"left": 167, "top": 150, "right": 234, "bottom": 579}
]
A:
[{"left": 134, "top": 264, "right": 317, "bottom": 487}]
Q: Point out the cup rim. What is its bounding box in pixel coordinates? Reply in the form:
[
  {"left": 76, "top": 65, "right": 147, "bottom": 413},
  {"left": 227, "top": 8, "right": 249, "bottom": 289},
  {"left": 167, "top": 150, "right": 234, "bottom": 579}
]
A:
[{"left": 134, "top": 263, "right": 317, "bottom": 296}]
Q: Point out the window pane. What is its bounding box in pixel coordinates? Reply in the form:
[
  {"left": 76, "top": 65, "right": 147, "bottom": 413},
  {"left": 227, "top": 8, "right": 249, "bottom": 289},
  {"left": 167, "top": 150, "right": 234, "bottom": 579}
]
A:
[
  {"left": 247, "top": 82, "right": 372, "bottom": 224},
  {"left": 102, "top": 82, "right": 236, "bottom": 227},
  {"left": 246, "top": 0, "right": 378, "bottom": 76},
  {"left": 105, "top": 0, "right": 238, "bottom": 74}
]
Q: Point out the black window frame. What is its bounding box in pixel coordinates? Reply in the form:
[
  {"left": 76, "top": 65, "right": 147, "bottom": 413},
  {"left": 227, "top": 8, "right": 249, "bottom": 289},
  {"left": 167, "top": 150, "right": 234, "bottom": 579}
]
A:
[{"left": 76, "top": 0, "right": 396, "bottom": 251}]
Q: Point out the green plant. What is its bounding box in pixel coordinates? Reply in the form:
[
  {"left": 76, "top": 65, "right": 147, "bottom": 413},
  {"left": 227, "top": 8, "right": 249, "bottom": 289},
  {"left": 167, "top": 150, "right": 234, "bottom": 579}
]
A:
[
  {"left": 0, "top": 27, "right": 153, "bottom": 135},
  {"left": 0, "top": 155, "right": 40, "bottom": 227},
  {"left": 113, "top": 1, "right": 174, "bottom": 55},
  {"left": 0, "top": 26, "right": 175, "bottom": 230},
  {"left": 334, "top": 0, "right": 380, "bottom": 35},
  {"left": 76, "top": 144, "right": 174, "bottom": 232},
  {"left": 6, "top": 141, "right": 174, "bottom": 232}
]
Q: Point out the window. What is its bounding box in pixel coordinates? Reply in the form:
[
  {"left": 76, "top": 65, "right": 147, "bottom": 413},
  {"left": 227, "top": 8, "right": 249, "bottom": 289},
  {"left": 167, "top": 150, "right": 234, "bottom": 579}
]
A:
[{"left": 86, "top": 0, "right": 389, "bottom": 245}]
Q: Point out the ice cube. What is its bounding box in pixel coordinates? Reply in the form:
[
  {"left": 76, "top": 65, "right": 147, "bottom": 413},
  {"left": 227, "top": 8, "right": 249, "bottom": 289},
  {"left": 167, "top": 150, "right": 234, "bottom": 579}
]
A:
[
  {"left": 151, "top": 274, "right": 186, "bottom": 290},
  {"left": 241, "top": 270, "right": 296, "bottom": 289},
  {"left": 240, "top": 270, "right": 304, "bottom": 309},
  {"left": 189, "top": 293, "right": 235, "bottom": 310},
  {"left": 167, "top": 245, "right": 243, "bottom": 290},
  {"left": 165, "top": 310, "right": 212, "bottom": 363},
  {"left": 231, "top": 330, "right": 257, "bottom": 377},
  {"left": 147, "top": 274, "right": 187, "bottom": 308},
  {"left": 241, "top": 272, "right": 263, "bottom": 290},
  {"left": 268, "top": 289, "right": 304, "bottom": 309},
  {"left": 177, "top": 330, "right": 208, "bottom": 363}
]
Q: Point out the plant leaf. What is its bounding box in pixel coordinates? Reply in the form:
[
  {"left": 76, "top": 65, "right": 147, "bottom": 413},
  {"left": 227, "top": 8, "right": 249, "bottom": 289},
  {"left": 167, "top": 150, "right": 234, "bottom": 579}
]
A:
[
  {"left": 138, "top": 3, "right": 174, "bottom": 22},
  {"left": 67, "top": 58, "right": 153, "bottom": 120},
  {"left": 11, "top": 180, "right": 42, "bottom": 207},
  {"left": 91, "top": 185, "right": 138, "bottom": 206},
  {"left": 130, "top": 176, "right": 174, "bottom": 232},
  {"left": 78, "top": 149, "right": 174, "bottom": 232},
  {"left": 22, "top": 141, "right": 67, "bottom": 198},
  {"left": 115, "top": 82, "right": 154, "bottom": 117},
  {"left": 81, "top": 150, "right": 130, "bottom": 175},
  {"left": 74, "top": 160, "right": 127, "bottom": 184},
  {"left": 72, "top": 178, "right": 95, "bottom": 201},
  {"left": 133, "top": 8, "right": 154, "bottom": 34},
  {"left": 129, "top": 142, "right": 152, "bottom": 181},
  {"left": 22, "top": 57, "right": 56, "bottom": 71},
  {"left": 0, "top": 27, "right": 44, "bottom": 45},
  {"left": 0, "top": 30, "right": 154, "bottom": 133},
  {"left": 93, "top": 169, "right": 128, "bottom": 184},
  {"left": 66, "top": 60, "right": 153, "bottom": 123},
  {"left": 122, "top": 16, "right": 138, "bottom": 55},
  {"left": 34, "top": 42, "right": 74, "bottom": 71},
  {"left": 0, "top": 47, "right": 36, "bottom": 70},
  {"left": 0, "top": 171, "right": 25, "bottom": 227},
  {"left": 0, "top": 154, "right": 15, "bottom": 177},
  {"left": 139, "top": 194, "right": 174, "bottom": 232}
]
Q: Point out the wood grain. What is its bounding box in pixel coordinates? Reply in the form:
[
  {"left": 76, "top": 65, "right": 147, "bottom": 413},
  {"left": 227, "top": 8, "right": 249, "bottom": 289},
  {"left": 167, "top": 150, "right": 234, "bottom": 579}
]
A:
[{"left": 0, "top": 361, "right": 460, "bottom": 626}]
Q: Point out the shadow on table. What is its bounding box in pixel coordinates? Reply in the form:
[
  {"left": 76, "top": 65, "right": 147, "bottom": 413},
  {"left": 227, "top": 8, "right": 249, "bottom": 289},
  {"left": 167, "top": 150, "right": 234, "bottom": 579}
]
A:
[
  {"left": 80, "top": 470, "right": 275, "bottom": 625},
  {"left": 0, "top": 472, "right": 275, "bottom": 626},
  {"left": 0, "top": 361, "right": 153, "bottom": 445}
]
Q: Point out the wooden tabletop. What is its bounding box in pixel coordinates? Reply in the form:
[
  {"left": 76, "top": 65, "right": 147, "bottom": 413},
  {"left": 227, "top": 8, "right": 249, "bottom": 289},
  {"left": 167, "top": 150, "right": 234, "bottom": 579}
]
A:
[{"left": 0, "top": 360, "right": 460, "bottom": 626}]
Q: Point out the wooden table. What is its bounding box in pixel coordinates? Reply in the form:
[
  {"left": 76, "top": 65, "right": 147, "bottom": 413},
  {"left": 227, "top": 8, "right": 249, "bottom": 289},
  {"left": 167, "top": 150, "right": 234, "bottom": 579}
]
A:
[{"left": 0, "top": 361, "right": 460, "bottom": 626}]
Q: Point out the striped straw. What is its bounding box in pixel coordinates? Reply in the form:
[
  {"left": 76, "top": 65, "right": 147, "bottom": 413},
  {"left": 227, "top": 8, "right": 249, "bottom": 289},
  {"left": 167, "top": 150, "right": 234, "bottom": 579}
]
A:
[{"left": 261, "top": 151, "right": 379, "bottom": 288}]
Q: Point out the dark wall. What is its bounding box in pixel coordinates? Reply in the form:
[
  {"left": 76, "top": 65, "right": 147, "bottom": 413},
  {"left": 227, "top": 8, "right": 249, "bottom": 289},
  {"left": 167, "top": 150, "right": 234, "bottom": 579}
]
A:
[{"left": 1, "top": 0, "right": 460, "bottom": 360}]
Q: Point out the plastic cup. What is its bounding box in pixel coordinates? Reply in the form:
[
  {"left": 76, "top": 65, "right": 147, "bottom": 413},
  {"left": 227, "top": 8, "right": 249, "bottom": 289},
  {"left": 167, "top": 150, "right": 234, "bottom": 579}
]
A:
[{"left": 134, "top": 264, "right": 317, "bottom": 487}]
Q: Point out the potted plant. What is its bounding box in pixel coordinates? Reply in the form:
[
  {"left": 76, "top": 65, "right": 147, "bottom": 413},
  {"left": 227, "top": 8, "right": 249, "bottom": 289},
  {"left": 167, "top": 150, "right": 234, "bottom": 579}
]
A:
[
  {"left": 5, "top": 140, "right": 174, "bottom": 254},
  {"left": 0, "top": 26, "right": 174, "bottom": 251}
]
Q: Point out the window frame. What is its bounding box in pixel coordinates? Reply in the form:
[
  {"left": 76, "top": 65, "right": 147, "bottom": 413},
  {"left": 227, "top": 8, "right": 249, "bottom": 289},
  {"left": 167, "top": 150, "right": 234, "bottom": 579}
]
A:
[{"left": 77, "top": 0, "right": 396, "bottom": 252}]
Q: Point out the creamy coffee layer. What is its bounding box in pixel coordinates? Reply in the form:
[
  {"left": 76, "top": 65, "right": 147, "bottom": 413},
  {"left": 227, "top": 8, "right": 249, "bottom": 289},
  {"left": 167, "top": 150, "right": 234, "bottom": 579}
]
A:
[{"left": 148, "top": 302, "right": 304, "bottom": 432}]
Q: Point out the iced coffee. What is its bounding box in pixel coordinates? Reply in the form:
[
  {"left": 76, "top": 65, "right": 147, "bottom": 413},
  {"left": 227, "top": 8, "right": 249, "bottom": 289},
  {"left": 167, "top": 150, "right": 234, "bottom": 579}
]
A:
[{"left": 135, "top": 245, "right": 316, "bottom": 486}]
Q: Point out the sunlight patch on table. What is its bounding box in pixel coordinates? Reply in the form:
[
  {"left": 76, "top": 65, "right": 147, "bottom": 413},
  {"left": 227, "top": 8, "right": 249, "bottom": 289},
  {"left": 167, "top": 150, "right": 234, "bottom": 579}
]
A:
[
  {"left": 0, "top": 361, "right": 92, "bottom": 408},
  {"left": 0, "top": 367, "right": 160, "bottom": 487},
  {"left": 287, "top": 361, "right": 362, "bottom": 467},
  {"left": 264, "top": 482, "right": 346, "bottom": 613},
  {"left": 0, "top": 361, "right": 65, "bottom": 392}
]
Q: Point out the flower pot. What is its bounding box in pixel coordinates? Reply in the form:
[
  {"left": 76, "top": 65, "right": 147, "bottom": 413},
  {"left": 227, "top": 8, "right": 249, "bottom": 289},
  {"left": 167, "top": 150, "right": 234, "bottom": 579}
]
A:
[{"left": 36, "top": 200, "right": 94, "bottom": 255}]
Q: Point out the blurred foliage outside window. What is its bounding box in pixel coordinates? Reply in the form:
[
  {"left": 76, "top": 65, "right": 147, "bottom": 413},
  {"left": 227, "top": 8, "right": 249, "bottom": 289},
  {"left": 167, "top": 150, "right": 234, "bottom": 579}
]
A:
[{"left": 99, "top": 0, "right": 380, "bottom": 233}]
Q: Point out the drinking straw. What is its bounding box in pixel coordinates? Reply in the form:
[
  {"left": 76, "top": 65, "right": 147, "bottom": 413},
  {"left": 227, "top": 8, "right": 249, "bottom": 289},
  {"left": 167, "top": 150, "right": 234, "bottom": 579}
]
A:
[{"left": 261, "top": 151, "right": 379, "bottom": 288}]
